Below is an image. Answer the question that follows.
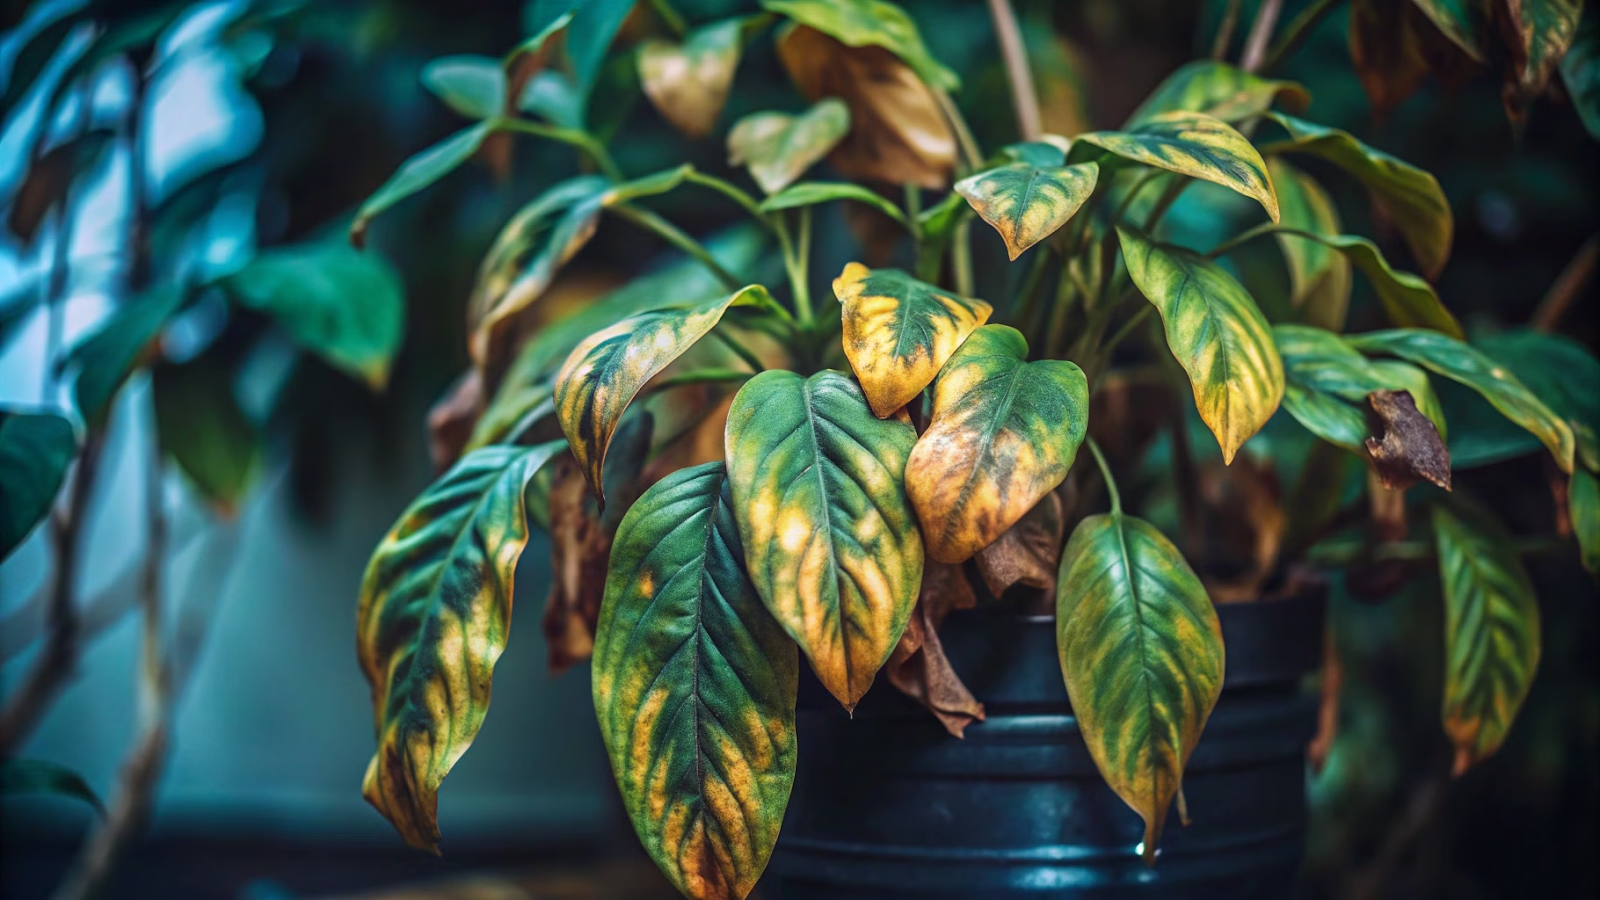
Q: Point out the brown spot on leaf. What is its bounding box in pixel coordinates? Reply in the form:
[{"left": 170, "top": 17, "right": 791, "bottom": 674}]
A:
[{"left": 1365, "top": 388, "right": 1452, "bottom": 492}]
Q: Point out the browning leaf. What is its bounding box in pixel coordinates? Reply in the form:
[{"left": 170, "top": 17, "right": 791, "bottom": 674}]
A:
[
  {"left": 1308, "top": 631, "right": 1342, "bottom": 774},
  {"left": 1196, "top": 454, "right": 1286, "bottom": 604},
  {"left": 886, "top": 562, "right": 983, "bottom": 737},
  {"left": 1349, "top": 0, "right": 1430, "bottom": 117},
  {"left": 1365, "top": 388, "right": 1452, "bottom": 491},
  {"left": 975, "top": 491, "right": 1065, "bottom": 599},
  {"left": 427, "top": 369, "right": 484, "bottom": 473},
  {"left": 542, "top": 457, "right": 610, "bottom": 675},
  {"left": 638, "top": 19, "right": 745, "bottom": 138}
]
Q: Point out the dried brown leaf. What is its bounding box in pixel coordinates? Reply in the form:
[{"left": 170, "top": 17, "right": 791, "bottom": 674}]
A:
[
  {"left": 1365, "top": 388, "right": 1452, "bottom": 492},
  {"left": 1349, "top": 0, "right": 1430, "bottom": 117},
  {"left": 975, "top": 491, "right": 1064, "bottom": 599},
  {"left": 638, "top": 21, "right": 743, "bottom": 138},
  {"left": 426, "top": 369, "right": 484, "bottom": 473},
  {"left": 1197, "top": 454, "right": 1286, "bottom": 604},
  {"left": 886, "top": 562, "right": 983, "bottom": 737},
  {"left": 542, "top": 458, "right": 611, "bottom": 675}
]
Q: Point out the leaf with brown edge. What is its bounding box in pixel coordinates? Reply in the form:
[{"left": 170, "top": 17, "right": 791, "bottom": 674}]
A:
[
  {"left": 1349, "top": 0, "right": 1430, "bottom": 117},
  {"left": 554, "top": 285, "right": 771, "bottom": 506},
  {"left": 357, "top": 440, "right": 567, "bottom": 853},
  {"left": 777, "top": 24, "right": 956, "bottom": 190},
  {"left": 1434, "top": 504, "right": 1541, "bottom": 776},
  {"left": 725, "top": 370, "right": 924, "bottom": 711},
  {"left": 976, "top": 490, "right": 1065, "bottom": 600},
  {"left": 427, "top": 370, "right": 484, "bottom": 473},
  {"left": 1498, "top": 0, "right": 1583, "bottom": 122},
  {"left": 833, "top": 263, "right": 991, "bottom": 419},
  {"left": 727, "top": 99, "right": 851, "bottom": 195},
  {"left": 1365, "top": 389, "right": 1452, "bottom": 491},
  {"left": 1056, "top": 512, "right": 1225, "bottom": 867},
  {"left": 906, "top": 325, "right": 1088, "bottom": 564},
  {"left": 593, "top": 462, "right": 798, "bottom": 900},
  {"left": 887, "top": 562, "right": 983, "bottom": 738},
  {"left": 955, "top": 161, "right": 1098, "bottom": 260},
  {"left": 638, "top": 18, "right": 747, "bottom": 138}
]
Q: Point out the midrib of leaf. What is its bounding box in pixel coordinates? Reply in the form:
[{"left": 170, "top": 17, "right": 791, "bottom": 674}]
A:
[
  {"left": 936, "top": 360, "right": 1026, "bottom": 549},
  {"left": 801, "top": 377, "right": 850, "bottom": 689},
  {"left": 1110, "top": 513, "right": 1171, "bottom": 811}
]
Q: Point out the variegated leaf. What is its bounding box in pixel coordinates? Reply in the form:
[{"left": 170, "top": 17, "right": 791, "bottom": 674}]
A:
[
  {"left": 954, "top": 161, "right": 1098, "bottom": 260},
  {"left": 357, "top": 440, "right": 567, "bottom": 852},
  {"left": 555, "top": 285, "right": 771, "bottom": 505},
  {"left": 1270, "top": 229, "right": 1462, "bottom": 337},
  {"left": 1071, "top": 111, "right": 1280, "bottom": 223},
  {"left": 1434, "top": 504, "right": 1541, "bottom": 775},
  {"left": 727, "top": 99, "right": 851, "bottom": 195},
  {"left": 593, "top": 462, "right": 798, "bottom": 900},
  {"left": 1267, "top": 158, "right": 1350, "bottom": 328},
  {"left": 1118, "top": 226, "right": 1284, "bottom": 464},
  {"left": 638, "top": 19, "right": 746, "bottom": 138},
  {"left": 725, "top": 370, "right": 924, "bottom": 710},
  {"left": 832, "top": 263, "right": 992, "bottom": 418},
  {"left": 905, "top": 325, "right": 1088, "bottom": 563},
  {"left": 1056, "top": 512, "right": 1225, "bottom": 866},
  {"left": 1125, "top": 60, "right": 1310, "bottom": 127}
]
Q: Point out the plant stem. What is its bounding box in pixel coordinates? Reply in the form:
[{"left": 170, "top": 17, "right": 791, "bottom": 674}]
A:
[
  {"left": 935, "top": 88, "right": 985, "bottom": 172},
  {"left": 1112, "top": 168, "right": 1168, "bottom": 225},
  {"left": 1260, "top": 0, "right": 1345, "bottom": 74},
  {"left": 1306, "top": 536, "right": 1568, "bottom": 565},
  {"left": 1101, "top": 303, "right": 1156, "bottom": 359},
  {"left": 1239, "top": 0, "right": 1285, "bottom": 73},
  {"left": 1211, "top": 0, "right": 1243, "bottom": 59},
  {"left": 646, "top": 0, "right": 689, "bottom": 37},
  {"left": 1086, "top": 437, "right": 1121, "bottom": 514},
  {"left": 497, "top": 118, "right": 623, "bottom": 180},
  {"left": 1532, "top": 234, "right": 1598, "bottom": 332},
  {"left": 712, "top": 330, "right": 766, "bottom": 373},
  {"left": 1009, "top": 248, "right": 1051, "bottom": 320},
  {"left": 952, "top": 216, "right": 975, "bottom": 297},
  {"left": 987, "top": 0, "right": 1041, "bottom": 141},
  {"left": 904, "top": 183, "right": 923, "bottom": 243},
  {"left": 610, "top": 203, "right": 743, "bottom": 290},
  {"left": 1205, "top": 221, "right": 1277, "bottom": 258},
  {"left": 684, "top": 169, "right": 768, "bottom": 223}
]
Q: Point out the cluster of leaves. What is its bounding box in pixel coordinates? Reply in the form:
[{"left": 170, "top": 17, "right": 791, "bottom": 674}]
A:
[{"left": 346, "top": 1, "right": 1598, "bottom": 898}]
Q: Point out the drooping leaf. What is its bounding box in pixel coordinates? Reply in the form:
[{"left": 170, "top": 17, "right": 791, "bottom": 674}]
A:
[
  {"left": 152, "top": 354, "right": 261, "bottom": 515},
  {"left": 638, "top": 19, "right": 746, "bottom": 138},
  {"left": 776, "top": 24, "right": 956, "bottom": 190},
  {"left": 1266, "top": 158, "right": 1350, "bottom": 328},
  {"left": 66, "top": 283, "right": 188, "bottom": 426},
  {"left": 1433, "top": 504, "right": 1541, "bottom": 775},
  {"left": 220, "top": 243, "right": 406, "bottom": 389},
  {"left": 0, "top": 758, "right": 105, "bottom": 818},
  {"left": 357, "top": 441, "right": 567, "bottom": 853},
  {"left": 1412, "top": 0, "right": 1489, "bottom": 60},
  {"left": 761, "top": 0, "right": 959, "bottom": 90},
  {"left": 758, "top": 181, "right": 907, "bottom": 223},
  {"left": 1118, "top": 226, "right": 1284, "bottom": 464},
  {"left": 0, "top": 410, "right": 76, "bottom": 561},
  {"left": 1478, "top": 329, "right": 1600, "bottom": 471},
  {"left": 1270, "top": 229, "right": 1462, "bottom": 337},
  {"left": 886, "top": 562, "right": 983, "bottom": 738},
  {"left": 563, "top": 0, "right": 637, "bottom": 101},
  {"left": 1365, "top": 389, "right": 1451, "bottom": 491},
  {"left": 1275, "top": 324, "right": 1448, "bottom": 451},
  {"left": 1500, "top": 0, "right": 1583, "bottom": 120},
  {"left": 1561, "top": 3, "right": 1600, "bottom": 140},
  {"left": 1070, "top": 112, "right": 1280, "bottom": 223},
  {"left": 727, "top": 99, "right": 851, "bottom": 195},
  {"left": 593, "top": 462, "right": 798, "bottom": 900},
  {"left": 421, "top": 55, "right": 506, "bottom": 119},
  {"left": 954, "top": 161, "right": 1099, "bottom": 260},
  {"left": 350, "top": 123, "right": 493, "bottom": 247},
  {"left": 725, "top": 370, "right": 924, "bottom": 710},
  {"left": 832, "top": 263, "right": 992, "bottom": 418},
  {"left": 1570, "top": 467, "right": 1600, "bottom": 574},
  {"left": 1349, "top": 0, "right": 1430, "bottom": 116},
  {"left": 427, "top": 371, "right": 486, "bottom": 473},
  {"left": 1370, "top": 359, "right": 1449, "bottom": 440},
  {"left": 1056, "top": 512, "right": 1225, "bottom": 866},
  {"left": 1262, "top": 113, "right": 1452, "bottom": 280},
  {"left": 1125, "top": 60, "right": 1309, "bottom": 127},
  {"left": 905, "top": 325, "right": 1088, "bottom": 563},
  {"left": 976, "top": 490, "right": 1066, "bottom": 599},
  {"left": 555, "top": 285, "right": 771, "bottom": 505},
  {"left": 1348, "top": 329, "right": 1575, "bottom": 472}
]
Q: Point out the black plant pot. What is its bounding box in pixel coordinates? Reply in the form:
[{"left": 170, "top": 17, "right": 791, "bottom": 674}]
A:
[{"left": 761, "top": 584, "right": 1325, "bottom": 899}]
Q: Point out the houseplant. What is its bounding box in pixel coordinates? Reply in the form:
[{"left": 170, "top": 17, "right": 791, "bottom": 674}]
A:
[{"left": 350, "top": 1, "right": 1600, "bottom": 898}]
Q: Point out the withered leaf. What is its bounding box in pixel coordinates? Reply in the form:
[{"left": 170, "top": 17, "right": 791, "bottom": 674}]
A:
[
  {"left": 426, "top": 369, "right": 484, "bottom": 473},
  {"left": 1196, "top": 454, "right": 1287, "bottom": 604},
  {"left": 1349, "top": 0, "right": 1430, "bottom": 117},
  {"left": 541, "top": 457, "right": 610, "bottom": 675},
  {"left": 637, "top": 19, "right": 745, "bottom": 138},
  {"left": 886, "top": 562, "right": 983, "bottom": 737},
  {"left": 1365, "top": 388, "right": 1452, "bottom": 492},
  {"left": 975, "top": 491, "right": 1065, "bottom": 600},
  {"left": 1308, "top": 632, "right": 1342, "bottom": 774}
]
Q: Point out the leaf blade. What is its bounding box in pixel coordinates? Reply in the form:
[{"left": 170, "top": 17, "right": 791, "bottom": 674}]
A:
[
  {"left": 955, "top": 162, "right": 1099, "bottom": 260},
  {"left": 1073, "top": 112, "right": 1279, "bottom": 222},
  {"left": 0, "top": 410, "right": 76, "bottom": 561}
]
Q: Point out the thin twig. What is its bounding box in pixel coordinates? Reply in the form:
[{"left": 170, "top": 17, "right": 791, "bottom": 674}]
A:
[
  {"left": 1239, "top": 0, "right": 1285, "bottom": 73},
  {"left": 1211, "top": 0, "right": 1243, "bottom": 60},
  {"left": 987, "top": 0, "right": 1041, "bottom": 141},
  {"left": 1531, "top": 234, "right": 1598, "bottom": 332},
  {"left": 934, "top": 88, "right": 985, "bottom": 173}
]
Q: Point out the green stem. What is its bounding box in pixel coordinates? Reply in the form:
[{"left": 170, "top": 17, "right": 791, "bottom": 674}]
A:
[
  {"left": 646, "top": 0, "right": 689, "bottom": 37},
  {"left": 1260, "top": 0, "right": 1344, "bottom": 74},
  {"left": 774, "top": 212, "right": 813, "bottom": 324},
  {"left": 1210, "top": 0, "right": 1243, "bottom": 59},
  {"left": 684, "top": 169, "right": 768, "bottom": 223},
  {"left": 904, "top": 183, "right": 923, "bottom": 242},
  {"left": 1206, "top": 222, "right": 1278, "bottom": 258},
  {"left": 610, "top": 204, "right": 743, "bottom": 290},
  {"left": 710, "top": 332, "right": 766, "bottom": 372},
  {"left": 1086, "top": 437, "right": 1121, "bottom": 515},
  {"left": 935, "top": 88, "right": 985, "bottom": 172},
  {"left": 952, "top": 216, "right": 975, "bottom": 297},
  {"left": 1112, "top": 168, "right": 1168, "bottom": 225},
  {"left": 1008, "top": 248, "right": 1051, "bottom": 320},
  {"left": 496, "top": 118, "right": 623, "bottom": 180},
  {"left": 1143, "top": 176, "right": 1193, "bottom": 234},
  {"left": 1101, "top": 303, "right": 1155, "bottom": 359},
  {"left": 652, "top": 368, "right": 754, "bottom": 390}
]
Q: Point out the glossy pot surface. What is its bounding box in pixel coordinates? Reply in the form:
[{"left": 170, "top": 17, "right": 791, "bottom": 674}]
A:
[{"left": 761, "top": 587, "right": 1325, "bottom": 899}]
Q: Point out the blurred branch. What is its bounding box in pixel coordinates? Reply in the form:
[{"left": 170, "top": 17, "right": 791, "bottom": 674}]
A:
[
  {"left": 1239, "top": 0, "right": 1285, "bottom": 73},
  {"left": 933, "top": 89, "right": 984, "bottom": 173},
  {"left": 610, "top": 204, "right": 742, "bottom": 290},
  {"left": 1306, "top": 535, "right": 1568, "bottom": 564},
  {"left": 987, "top": 0, "right": 1041, "bottom": 141},
  {"left": 646, "top": 0, "right": 688, "bottom": 38},
  {"left": 1211, "top": 0, "right": 1243, "bottom": 60},
  {"left": 1532, "top": 234, "right": 1599, "bottom": 332},
  {"left": 1260, "top": 0, "right": 1345, "bottom": 74}
]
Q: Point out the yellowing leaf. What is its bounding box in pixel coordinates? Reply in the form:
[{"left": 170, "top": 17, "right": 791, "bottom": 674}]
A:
[
  {"left": 905, "top": 325, "right": 1088, "bottom": 564},
  {"left": 1118, "top": 226, "right": 1284, "bottom": 464},
  {"left": 725, "top": 370, "right": 924, "bottom": 710},
  {"left": 1125, "top": 60, "right": 1310, "bottom": 127},
  {"left": 555, "top": 285, "right": 771, "bottom": 505},
  {"left": 1072, "top": 111, "right": 1279, "bottom": 223},
  {"left": 954, "top": 161, "right": 1099, "bottom": 260},
  {"left": 1270, "top": 229, "right": 1462, "bottom": 338},
  {"left": 1349, "top": 0, "right": 1430, "bottom": 117},
  {"left": 1056, "top": 512, "right": 1224, "bottom": 866},
  {"left": 1267, "top": 158, "right": 1350, "bottom": 329},
  {"left": 1501, "top": 0, "right": 1583, "bottom": 120},
  {"left": 727, "top": 99, "right": 851, "bottom": 195},
  {"left": 761, "top": 0, "right": 959, "bottom": 90},
  {"left": 1433, "top": 504, "right": 1541, "bottom": 775},
  {"left": 357, "top": 441, "right": 567, "bottom": 853},
  {"left": 832, "top": 263, "right": 992, "bottom": 418},
  {"left": 638, "top": 19, "right": 746, "bottom": 138}
]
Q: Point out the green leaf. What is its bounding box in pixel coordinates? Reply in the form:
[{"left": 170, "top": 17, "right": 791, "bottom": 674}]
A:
[
  {"left": 349, "top": 123, "right": 493, "bottom": 247},
  {"left": 1266, "top": 158, "right": 1350, "bottom": 328},
  {"left": 152, "top": 354, "right": 261, "bottom": 515},
  {"left": 757, "top": 181, "right": 906, "bottom": 224},
  {"left": 358, "top": 441, "right": 567, "bottom": 852},
  {"left": 0, "top": 758, "right": 105, "bottom": 818},
  {"left": 725, "top": 370, "right": 924, "bottom": 711},
  {"left": 1261, "top": 113, "right": 1452, "bottom": 280},
  {"left": 1348, "top": 329, "right": 1575, "bottom": 472},
  {"left": 954, "top": 161, "right": 1099, "bottom": 260},
  {"left": 566, "top": 0, "right": 637, "bottom": 102},
  {"left": 905, "top": 326, "right": 1088, "bottom": 563},
  {"left": 1270, "top": 229, "right": 1462, "bottom": 337},
  {"left": 1502, "top": 0, "right": 1582, "bottom": 114},
  {"left": 996, "top": 141, "right": 1068, "bottom": 167},
  {"left": 1561, "top": 3, "right": 1600, "bottom": 140},
  {"left": 421, "top": 55, "right": 506, "bottom": 119},
  {"left": 221, "top": 243, "right": 405, "bottom": 390},
  {"left": 1071, "top": 111, "right": 1279, "bottom": 222},
  {"left": 1433, "top": 504, "right": 1541, "bottom": 775},
  {"left": 638, "top": 19, "right": 747, "bottom": 138},
  {"left": 1410, "top": 0, "right": 1488, "bottom": 60},
  {"left": 0, "top": 410, "right": 76, "bottom": 561},
  {"left": 1275, "top": 325, "right": 1450, "bottom": 453},
  {"left": 1056, "top": 512, "right": 1224, "bottom": 865},
  {"left": 1125, "top": 60, "right": 1309, "bottom": 127},
  {"left": 67, "top": 283, "right": 189, "bottom": 426},
  {"left": 1571, "top": 467, "right": 1600, "bottom": 575},
  {"left": 760, "top": 0, "right": 959, "bottom": 90},
  {"left": 593, "top": 462, "right": 798, "bottom": 900},
  {"left": 832, "top": 263, "right": 992, "bottom": 418},
  {"left": 0, "top": 6, "right": 85, "bottom": 119},
  {"left": 1477, "top": 329, "right": 1600, "bottom": 471},
  {"left": 1118, "top": 225, "right": 1284, "bottom": 463},
  {"left": 555, "top": 285, "right": 772, "bottom": 505},
  {"left": 727, "top": 99, "right": 851, "bottom": 195}
]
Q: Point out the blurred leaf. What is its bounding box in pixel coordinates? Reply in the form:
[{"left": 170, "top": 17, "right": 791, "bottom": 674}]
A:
[
  {"left": 1478, "top": 329, "right": 1600, "bottom": 470},
  {"left": 1412, "top": 0, "right": 1489, "bottom": 60},
  {"left": 517, "top": 71, "right": 584, "bottom": 128},
  {"left": 887, "top": 562, "right": 983, "bottom": 737},
  {"left": 8, "top": 129, "right": 115, "bottom": 244},
  {"left": 1270, "top": 229, "right": 1462, "bottom": 337},
  {"left": 1125, "top": 60, "right": 1309, "bottom": 127},
  {"left": 152, "top": 353, "right": 261, "bottom": 515},
  {"left": 66, "top": 283, "right": 188, "bottom": 426},
  {"left": 0, "top": 410, "right": 76, "bottom": 562},
  {"left": 762, "top": 0, "right": 959, "bottom": 90},
  {"left": 727, "top": 99, "right": 851, "bottom": 195},
  {"left": 995, "top": 141, "right": 1067, "bottom": 166},
  {"left": 0, "top": 3, "right": 88, "bottom": 119},
  {"left": 955, "top": 161, "right": 1098, "bottom": 260},
  {"left": 759, "top": 181, "right": 906, "bottom": 223},
  {"left": 565, "top": 0, "right": 636, "bottom": 103},
  {"left": 1071, "top": 112, "right": 1279, "bottom": 223},
  {"left": 1267, "top": 158, "right": 1350, "bottom": 329},
  {"left": 421, "top": 55, "right": 505, "bottom": 119},
  {"left": 1570, "top": 467, "right": 1600, "bottom": 574},
  {"left": 0, "top": 758, "right": 104, "bottom": 818},
  {"left": 638, "top": 18, "right": 746, "bottom": 138},
  {"left": 1500, "top": 0, "right": 1582, "bottom": 121},
  {"left": 1560, "top": 3, "right": 1600, "bottom": 139},
  {"left": 349, "top": 123, "right": 493, "bottom": 247},
  {"left": 1349, "top": 0, "right": 1429, "bottom": 116},
  {"left": 220, "top": 244, "right": 405, "bottom": 390},
  {"left": 1365, "top": 388, "right": 1451, "bottom": 491}
]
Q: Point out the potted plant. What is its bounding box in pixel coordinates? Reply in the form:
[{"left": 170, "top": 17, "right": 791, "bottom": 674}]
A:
[{"left": 352, "top": 1, "right": 1599, "bottom": 898}]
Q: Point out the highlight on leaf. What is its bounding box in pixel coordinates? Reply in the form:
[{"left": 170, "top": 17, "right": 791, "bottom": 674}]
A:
[
  {"left": 638, "top": 19, "right": 747, "bottom": 138},
  {"left": 955, "top": 161, "right": 1098, "bottom": 260},
  {"left": 1071, "top": 111, "right": 1280, "bottom": 223},
  {"left": 1125, "top": 60, "right": 1310, "bottom": 127},
  {"left": 727, "top": 99, "right": 851, "bottom": 195}
]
